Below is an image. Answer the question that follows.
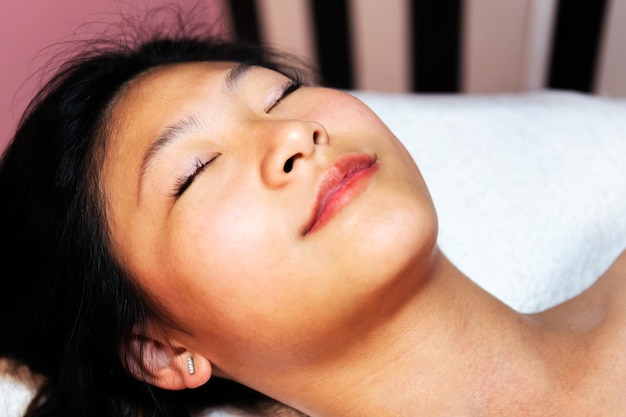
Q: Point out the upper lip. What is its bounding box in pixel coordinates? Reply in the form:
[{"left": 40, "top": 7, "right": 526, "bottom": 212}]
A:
[{"left": 303, "top": 153, "right": 377, "bottom": 234}]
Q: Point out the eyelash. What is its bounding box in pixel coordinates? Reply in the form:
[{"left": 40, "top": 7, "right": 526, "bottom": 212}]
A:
[
  {"left": 268, "top": 77, "right": 302, "bottom": 112},
  {"left": 170, "top": 156, "right": 217, "bottom": 199}
]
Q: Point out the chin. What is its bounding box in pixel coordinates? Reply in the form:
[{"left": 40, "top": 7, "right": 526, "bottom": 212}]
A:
[{"left": 340, "top": 187, "right": 439, "bottom": 289}]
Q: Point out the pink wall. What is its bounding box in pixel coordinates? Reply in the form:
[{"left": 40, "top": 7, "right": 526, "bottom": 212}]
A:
[{"left": 0, "top": 0, "right": 229, "bottom": 153}]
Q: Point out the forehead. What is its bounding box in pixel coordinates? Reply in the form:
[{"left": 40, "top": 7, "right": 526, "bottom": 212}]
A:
[
  {"left": 113, "top": 61, "right": 235, "bottom": 115},
  {"left": 105, "top": 61, "right": 234, "bottom": 146}
]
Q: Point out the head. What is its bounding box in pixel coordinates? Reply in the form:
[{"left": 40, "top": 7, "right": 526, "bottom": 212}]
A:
[
  {"left": 101, "top": 60, "right": 438, "bottom": 393},
  {"left": 0, "top": 30, "right": 317, "bottom": 416},
  {"left": 0, "top": 23, "right": 438, "bottom": 417}
]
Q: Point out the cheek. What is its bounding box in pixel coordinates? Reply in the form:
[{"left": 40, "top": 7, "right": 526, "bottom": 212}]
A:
[
  {"left": 168, "top": 197, "right": 279, "bottom": 291},
  {"left": 161, "top": 186, "right": 309, "bottom": 325},
  {"left": 160, "top": 199, "right": 325, "bottom": 360},
  {"left": 320, "top": 90, "right": 385, "bottom": 130}
]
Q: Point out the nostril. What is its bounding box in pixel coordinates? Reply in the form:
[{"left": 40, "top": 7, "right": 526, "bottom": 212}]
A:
[
  {"left": 283, "top": 154, "right": 300, "bottom": 173},
  {"left": 313, "top": 131, "right": 320, "bottom": 144}
]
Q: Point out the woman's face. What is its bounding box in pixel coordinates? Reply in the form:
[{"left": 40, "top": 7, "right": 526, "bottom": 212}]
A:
[{"left": 101, "top": 61, "right": 437, "bottom": 380}]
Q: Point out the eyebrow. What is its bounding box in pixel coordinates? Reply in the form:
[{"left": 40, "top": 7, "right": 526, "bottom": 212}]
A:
[
  {"left": 137, "top": 115, "right": 203, "bottom": 201},
  {"left": 226, "top": 61, "right": 255, "bottom": 90},
  {"left": 136, "top": 63, "right": 258, "bottom": 202}
]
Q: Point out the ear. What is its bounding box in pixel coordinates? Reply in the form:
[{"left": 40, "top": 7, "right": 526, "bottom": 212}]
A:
[{"left": 124, "top": 329, "right": 212, "bottom": 390}]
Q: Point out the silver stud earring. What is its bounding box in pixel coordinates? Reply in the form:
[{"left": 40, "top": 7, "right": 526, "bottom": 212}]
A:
[{"left": 187, "top": 356, "right": 195, "bottom": 375}]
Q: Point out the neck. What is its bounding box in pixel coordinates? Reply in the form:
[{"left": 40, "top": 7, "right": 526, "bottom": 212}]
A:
[{"left": 273, "top": 249, "right": 592, "bottom": 417}]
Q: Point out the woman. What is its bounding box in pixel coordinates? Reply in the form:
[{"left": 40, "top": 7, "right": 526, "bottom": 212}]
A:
[{"left": 1, "top": 22, "right": 625, "bottom": 417}]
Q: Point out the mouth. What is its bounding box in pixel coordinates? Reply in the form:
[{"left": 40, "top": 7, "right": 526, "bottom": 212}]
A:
[{"left": 303, "top": 153, "right": 378, "bottom": 235}]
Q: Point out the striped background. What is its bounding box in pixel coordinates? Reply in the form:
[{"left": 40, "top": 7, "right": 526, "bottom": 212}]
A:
[{"left": 219, "top": 0, "right": 626, "bottom": 96}]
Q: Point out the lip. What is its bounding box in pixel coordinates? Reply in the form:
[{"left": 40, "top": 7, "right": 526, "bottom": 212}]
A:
[{"left": 303, "top": 153, "right": 378, "bottom": 235}]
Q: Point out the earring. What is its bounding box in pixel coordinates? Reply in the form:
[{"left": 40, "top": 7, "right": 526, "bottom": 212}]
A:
[{"left": 187, "top": 356, "right": 195, "bottom": 375}]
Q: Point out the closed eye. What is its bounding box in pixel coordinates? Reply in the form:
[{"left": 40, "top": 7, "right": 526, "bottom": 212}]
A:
[
  {"left": 170, "top": 155, "right": 218, "bottom": 199},
  {"left": 267, "top": 78, "right": 302, "bottom": 112}
]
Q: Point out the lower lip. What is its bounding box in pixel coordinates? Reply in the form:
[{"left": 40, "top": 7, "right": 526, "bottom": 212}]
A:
[{"left": 305, "top": 162, "right": 378, "bottom": 235}]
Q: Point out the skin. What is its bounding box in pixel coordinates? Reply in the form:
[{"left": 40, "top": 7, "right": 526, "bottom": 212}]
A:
[{"left": 101, "top": 61, "right": 626, "bottom": 416}]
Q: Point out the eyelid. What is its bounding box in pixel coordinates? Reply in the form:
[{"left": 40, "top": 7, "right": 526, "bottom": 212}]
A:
[
  {"left": 266, "top": 78, "right": 302, "bottom": 113},
  {"left": 170, "top": 154, "right": 219, "bottom": 199}
]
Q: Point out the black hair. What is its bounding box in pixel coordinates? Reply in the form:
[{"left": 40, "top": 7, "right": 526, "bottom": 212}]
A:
[{"left": 0, "top": 9, "right": 307, "bottom": 417}]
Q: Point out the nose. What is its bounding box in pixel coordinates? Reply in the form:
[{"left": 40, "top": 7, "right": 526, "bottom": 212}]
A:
[{"left": 260, "top": 119, "right": 329, "bottom": 188}]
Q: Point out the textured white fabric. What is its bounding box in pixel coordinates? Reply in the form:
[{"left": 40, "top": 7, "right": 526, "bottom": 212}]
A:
[
  {"left": 2, "top": 90, "right": 626, "bottom": 416},
  {"left": 0, "top": 361, "right": 37, "bottom": 417}
]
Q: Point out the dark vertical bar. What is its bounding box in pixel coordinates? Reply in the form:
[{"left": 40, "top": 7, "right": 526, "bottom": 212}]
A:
[
  {"left": 410, "top": 0, "right": 462, "bottom": 93},
  {"left": 310, "top": 0, "right": 353, "bottom": 89},
  {"left": 228, "top": 0, "right": 261, "bottom": 44},
  {"left": 548, "top": 0, "right": 608, "bottom": 92}
]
